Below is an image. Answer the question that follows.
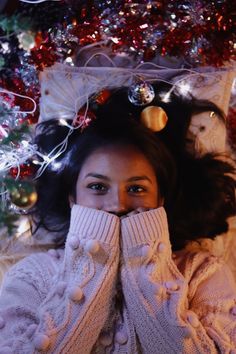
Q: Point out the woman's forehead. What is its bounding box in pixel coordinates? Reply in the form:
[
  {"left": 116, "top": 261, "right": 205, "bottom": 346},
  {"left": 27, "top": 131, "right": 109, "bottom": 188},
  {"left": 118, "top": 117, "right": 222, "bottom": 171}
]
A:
[{"left": 78, "top": 145, "right": 157, "bottom": 180}]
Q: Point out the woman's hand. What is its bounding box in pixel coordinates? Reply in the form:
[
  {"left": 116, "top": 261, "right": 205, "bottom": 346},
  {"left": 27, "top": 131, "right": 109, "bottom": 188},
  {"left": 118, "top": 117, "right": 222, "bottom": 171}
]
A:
[{"left": 120, "top": 207, "right": 151, "bottom": 219}]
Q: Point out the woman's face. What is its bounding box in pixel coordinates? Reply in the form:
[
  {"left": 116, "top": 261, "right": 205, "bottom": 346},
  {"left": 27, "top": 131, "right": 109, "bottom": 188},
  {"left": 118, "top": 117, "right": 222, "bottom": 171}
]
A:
[{"left": 74, "top": 145, "right": 161, "bottom": 216}]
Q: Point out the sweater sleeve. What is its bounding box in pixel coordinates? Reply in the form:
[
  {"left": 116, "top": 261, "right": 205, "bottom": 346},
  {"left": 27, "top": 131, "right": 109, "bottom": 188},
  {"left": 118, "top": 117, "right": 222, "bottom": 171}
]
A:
[
  {"left": 120, "top": 207, "right": 236, "bottom": 354},
  {"left": 0, "top": 205, "right": 120, "bottom": 354}
]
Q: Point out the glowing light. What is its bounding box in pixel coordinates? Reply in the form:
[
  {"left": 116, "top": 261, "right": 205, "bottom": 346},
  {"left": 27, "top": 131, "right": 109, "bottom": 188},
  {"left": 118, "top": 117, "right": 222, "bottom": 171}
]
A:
[
  {"left": 32, "top": 159, "right": 41, "bottom": 165},
  {"left": 231, "top": 78, "right": 236, "bottom": 95},
  {"left": 0, "top": 126, "right": 8, "bottom": 137},
  {"left": 42, "top": 154, "right": 51, "bottom": 163},
  {"left": 50, "top": 161, "right": 62, "bottom": 171},
  {"left": 140, "top": 24, "right": 148, "bottom": 29},
  {"left": 16, "top": 217, "right": 30, "bottom": 237},
  {"left": 59, "top": 118, "right": 69, "bottom": 126},
  {"left": 64, "top": 57, "right": 73, "bottom": 65},
  {"left": 178, "top": 82, "right": 191, "bottom": 96},
  {"left": 1, "top": 42, "right": 10, "bottom": 54},
  {"left": 160, "top": 91, "right": 171, "bottom": 103},
  {"left": 21, "top": 140, "right": 29, "bottom": 147},
  {"left": 111, "top": 37, "right": 119, "bottom": 44}
]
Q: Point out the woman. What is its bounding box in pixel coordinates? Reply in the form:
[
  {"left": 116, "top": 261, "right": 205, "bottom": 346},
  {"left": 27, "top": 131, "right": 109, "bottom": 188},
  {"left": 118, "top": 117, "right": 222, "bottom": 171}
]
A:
[{"left": 0, "top": 83, "right": 235, "bottom": 353}]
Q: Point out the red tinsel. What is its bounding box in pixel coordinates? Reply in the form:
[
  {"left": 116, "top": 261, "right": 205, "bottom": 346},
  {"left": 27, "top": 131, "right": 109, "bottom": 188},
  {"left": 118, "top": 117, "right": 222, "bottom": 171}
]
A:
[
  {"left": 0, "top": 77, "right": 40, "bottom": 124},
  {"left": 63, "top": 0, "right": 236, "bottom": 67},
  {"left": 9, "top": 162, "right": 36, "bottom": 179},
  {"left": 73, "top": 108, "right": 96, "bottom": 130},
  {"left": 30, "top": 37, "right": 58, "bottom": 71}
]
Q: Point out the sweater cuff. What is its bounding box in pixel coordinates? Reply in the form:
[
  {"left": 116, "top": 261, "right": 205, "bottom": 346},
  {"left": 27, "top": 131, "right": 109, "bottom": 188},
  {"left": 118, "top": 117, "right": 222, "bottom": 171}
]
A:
[
  {"left": 68, "top": 205, "right": 120, "bottom": 246},
  {"left": 121, "top": 207, "right": 169, "bottom": 249}
]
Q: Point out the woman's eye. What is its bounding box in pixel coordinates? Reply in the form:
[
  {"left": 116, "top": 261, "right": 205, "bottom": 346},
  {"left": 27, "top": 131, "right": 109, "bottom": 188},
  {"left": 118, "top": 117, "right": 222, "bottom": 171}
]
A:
[
  {"left": 87, "top": 183, "right": 107, "bottom": 192},
  {"left": 128, "top": 185, "right": 146, "bottom": 193}
]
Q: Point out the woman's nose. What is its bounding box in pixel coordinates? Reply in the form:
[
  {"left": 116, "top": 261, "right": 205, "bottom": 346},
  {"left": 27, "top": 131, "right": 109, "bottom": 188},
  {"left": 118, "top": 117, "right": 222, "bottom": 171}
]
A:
[{"left": 107, "top": 189, "right": 129, "bottom": 216}]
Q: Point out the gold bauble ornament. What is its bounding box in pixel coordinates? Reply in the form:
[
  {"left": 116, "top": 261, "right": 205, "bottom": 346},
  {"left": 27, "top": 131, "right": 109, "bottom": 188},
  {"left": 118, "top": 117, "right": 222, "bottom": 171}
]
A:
[
  {"left": 9, "top": 181, "right": 38, "bottom": 209},
  {"left": 140, "top": 106, "right": 168, "bottom": 132}
]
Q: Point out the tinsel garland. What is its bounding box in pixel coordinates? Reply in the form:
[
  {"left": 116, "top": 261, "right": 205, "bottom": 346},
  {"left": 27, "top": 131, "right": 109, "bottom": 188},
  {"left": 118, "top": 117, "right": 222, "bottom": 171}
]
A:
[{"left": 0, "top": 0, "right": 234, "bottom": 119}]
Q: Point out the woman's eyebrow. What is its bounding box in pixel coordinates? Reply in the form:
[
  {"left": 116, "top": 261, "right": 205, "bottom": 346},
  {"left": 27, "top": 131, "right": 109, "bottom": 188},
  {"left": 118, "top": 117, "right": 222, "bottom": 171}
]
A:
[
  {"left": 85, "top": 174, "right": 152, "bottom": 183},
  {"left": 127, "top": 176, "right": 152, "bottom": 183},
  {"left": 85, "top": 173, "right": 110, "bottom": 181}
]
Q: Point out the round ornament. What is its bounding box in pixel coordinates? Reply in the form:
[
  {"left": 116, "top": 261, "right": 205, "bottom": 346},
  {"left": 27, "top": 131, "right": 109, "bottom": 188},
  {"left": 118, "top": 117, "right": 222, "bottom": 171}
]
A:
[
  {"left": 95, "top": 89, "right": 111, "bottom": 105},
  {"left": 128, "top": 82, "right": 155, "bottom": 106},
  {"left": 9, "top": 181, "right": 38, "bottom": 209},
  {"left": 140, "top": 106, "right": 168, "bottom": 132}
]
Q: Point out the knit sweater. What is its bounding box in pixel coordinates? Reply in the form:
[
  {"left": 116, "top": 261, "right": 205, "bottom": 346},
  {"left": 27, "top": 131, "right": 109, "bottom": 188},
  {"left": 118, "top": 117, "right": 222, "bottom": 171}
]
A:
[{"left": 0, "top": 205, "right": 236, "bottom": 354}]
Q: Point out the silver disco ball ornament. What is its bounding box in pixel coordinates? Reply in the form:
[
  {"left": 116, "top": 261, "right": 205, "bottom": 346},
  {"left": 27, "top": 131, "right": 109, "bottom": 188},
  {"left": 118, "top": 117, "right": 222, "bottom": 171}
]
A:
[{"left": 128, "top": 82, "right": 155, "bottom": 106}]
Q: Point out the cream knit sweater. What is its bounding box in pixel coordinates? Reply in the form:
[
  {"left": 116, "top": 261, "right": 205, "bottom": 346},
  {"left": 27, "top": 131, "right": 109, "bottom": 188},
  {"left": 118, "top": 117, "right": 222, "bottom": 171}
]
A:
[{"left": 0, "top": 205, "right": 236, "bottom": 353}]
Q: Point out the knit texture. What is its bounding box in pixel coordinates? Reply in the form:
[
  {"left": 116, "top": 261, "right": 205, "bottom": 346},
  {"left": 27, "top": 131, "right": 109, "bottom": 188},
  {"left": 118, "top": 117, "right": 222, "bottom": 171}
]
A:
[{"left": 0, "top": 205, "right": 236, "bottom": 353}]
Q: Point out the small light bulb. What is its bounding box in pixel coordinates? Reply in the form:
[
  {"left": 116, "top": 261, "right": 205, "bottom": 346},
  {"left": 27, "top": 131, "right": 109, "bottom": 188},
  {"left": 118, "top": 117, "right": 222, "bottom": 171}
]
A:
[
  {"left": 59, "top": 118, "right": 68, "bottom": 126},
  {"left": 32, "top": 159, "right": 41, "bottom": 165},
  {"left": 140, "top": 23, "right": 148, "bottom": 29},
  {"left": 178, "top": 82, "right": 191, "bottom": 96},
  {"left": 0, "top": 126, "right": 8, "bottom": 137},
  {"left": 17, "top": 217, "right": 30, "bottom": 236},
  {"left": 50, "top": 161, "right": 62, "bottom": 171},
  {"left": 111, "top": 37, "right": 119, "bottom": 44},
  {"left": 160, "top": 91, "right": 171, "bottom": 103},
  {"left": 42, "top": 154, "right": 51, "bottom": 163},
  {"left": 231, "top": 78, "right": 236, "bottom": 95},
  {"left": 21, "top": 140, "right": 29, "bottom": 147},
  {"left": 65, "top": 57, "right": 73, "bottom": 65}
]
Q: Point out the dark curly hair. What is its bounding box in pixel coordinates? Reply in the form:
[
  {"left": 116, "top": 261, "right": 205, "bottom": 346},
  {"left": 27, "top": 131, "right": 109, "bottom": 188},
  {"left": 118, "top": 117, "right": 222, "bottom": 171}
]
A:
[{"left": 32, "top": 82, "right": 236, "bottom": 250}]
